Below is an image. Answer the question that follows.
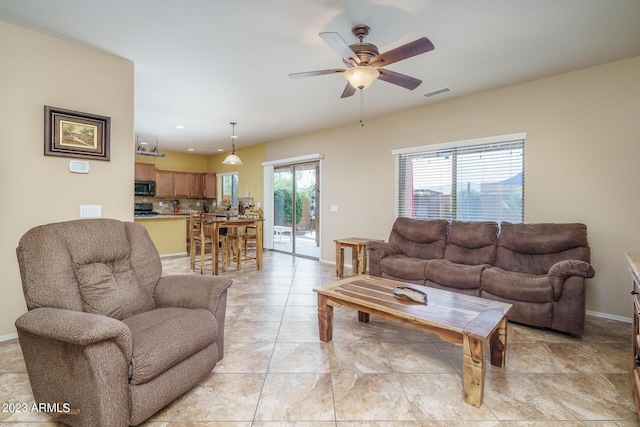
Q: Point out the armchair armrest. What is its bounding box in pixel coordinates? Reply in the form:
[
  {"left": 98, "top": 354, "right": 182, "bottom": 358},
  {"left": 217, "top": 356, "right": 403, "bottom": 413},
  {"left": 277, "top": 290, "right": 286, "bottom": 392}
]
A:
[
  {"left": 548, "top": 260, "right": 595, "bottom": 299},
  {"left": 154, "top": 274, "right": 233, "bottom": 314},
  {"left": 366, "top": 241, "right": 401, "bottom": 276},
  {"left": 15, "top": 307, "right": 132, "bottom": 360}
]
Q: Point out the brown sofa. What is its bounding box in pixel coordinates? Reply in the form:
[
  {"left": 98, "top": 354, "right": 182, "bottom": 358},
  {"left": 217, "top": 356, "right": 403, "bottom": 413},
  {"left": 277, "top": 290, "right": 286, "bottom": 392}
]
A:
[
  {"left": 15, "top": 219, "right": 232, "bottom": 426},
  {"left": 367, "top": 218, "right": 595, "bottom": 336}
]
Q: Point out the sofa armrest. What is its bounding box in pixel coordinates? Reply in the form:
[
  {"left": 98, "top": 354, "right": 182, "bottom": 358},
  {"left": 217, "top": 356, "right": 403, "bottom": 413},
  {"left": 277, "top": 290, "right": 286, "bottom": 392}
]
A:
[
  {"left": 15, "top": 307, "right": 132, "bottom": 360},
  {"left": 367, "top": 241, "right": 401, "bottom": 276},
  {"left": 155, "top": 274, "right": 233, "bottom": 314},
  {"left": 548, "top": 260, "right": 595, "bottom": 299}
]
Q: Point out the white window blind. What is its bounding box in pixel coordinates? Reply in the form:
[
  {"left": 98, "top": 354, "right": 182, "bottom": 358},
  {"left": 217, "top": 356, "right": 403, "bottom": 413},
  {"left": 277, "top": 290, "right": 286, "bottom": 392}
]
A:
[{"left": 395, "top": 136, "right": 524, "bottom": 222}]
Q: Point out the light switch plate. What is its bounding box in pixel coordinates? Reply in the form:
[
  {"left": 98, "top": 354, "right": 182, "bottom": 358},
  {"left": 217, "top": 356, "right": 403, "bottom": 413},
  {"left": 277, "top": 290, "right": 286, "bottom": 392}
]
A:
[{"left": 331, "top": 205, "right": 338, "bottom": 212}]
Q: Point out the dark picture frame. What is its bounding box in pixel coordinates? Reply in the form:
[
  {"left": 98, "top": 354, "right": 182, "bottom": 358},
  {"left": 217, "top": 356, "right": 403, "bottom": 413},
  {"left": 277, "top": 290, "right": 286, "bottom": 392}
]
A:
[{"left": 44, "top": 106, "right": 111, "bottom": 161}]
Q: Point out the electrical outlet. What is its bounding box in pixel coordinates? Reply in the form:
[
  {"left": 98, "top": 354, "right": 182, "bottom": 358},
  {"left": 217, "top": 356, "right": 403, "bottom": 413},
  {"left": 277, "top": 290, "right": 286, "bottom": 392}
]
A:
[
  {"left": 331, "top": 205, "right": 338, "bottom": 212},
  {"left": 80, "top": 205, "right": 101, "bottom": 218},
  {"left": 158, "top": 201, "right": 163, "bottom": 207}
]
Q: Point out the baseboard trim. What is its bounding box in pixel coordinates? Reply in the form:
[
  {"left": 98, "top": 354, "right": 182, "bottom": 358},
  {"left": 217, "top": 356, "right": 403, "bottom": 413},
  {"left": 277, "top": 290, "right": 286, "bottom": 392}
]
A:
[
  {"left": 159, "top": 252, "right": 188, "bottom": 258},
  {"left": 0, "top": 332, "right": 18, "bottom": 342},
  {"left": 586, "top": 310, "right": 631, "bottom": 324}
]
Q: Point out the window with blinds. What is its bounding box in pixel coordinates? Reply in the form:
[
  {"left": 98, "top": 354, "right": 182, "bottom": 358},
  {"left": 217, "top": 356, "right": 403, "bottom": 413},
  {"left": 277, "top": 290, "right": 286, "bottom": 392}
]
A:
[{"left": 394, "top": 135, "right": 524, "bottom": 223}]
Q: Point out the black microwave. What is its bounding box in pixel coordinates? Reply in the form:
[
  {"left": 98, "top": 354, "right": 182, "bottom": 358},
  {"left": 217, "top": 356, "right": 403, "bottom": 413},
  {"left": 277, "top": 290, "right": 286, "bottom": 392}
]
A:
[{"left": 134, "top": 180, "right": 156, "bottom": 196}]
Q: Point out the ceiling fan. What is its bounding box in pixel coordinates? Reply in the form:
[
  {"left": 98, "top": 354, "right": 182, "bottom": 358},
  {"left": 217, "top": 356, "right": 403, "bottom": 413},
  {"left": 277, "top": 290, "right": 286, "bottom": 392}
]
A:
[{"left": 289, "top": 24, "right": 435, "bottom": 98}]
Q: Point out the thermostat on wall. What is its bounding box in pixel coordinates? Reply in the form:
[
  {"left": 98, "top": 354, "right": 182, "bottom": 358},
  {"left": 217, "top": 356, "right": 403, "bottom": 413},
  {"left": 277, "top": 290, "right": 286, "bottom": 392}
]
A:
[{"left": 69, "top": 160, "right": 90, "bottom": 174}]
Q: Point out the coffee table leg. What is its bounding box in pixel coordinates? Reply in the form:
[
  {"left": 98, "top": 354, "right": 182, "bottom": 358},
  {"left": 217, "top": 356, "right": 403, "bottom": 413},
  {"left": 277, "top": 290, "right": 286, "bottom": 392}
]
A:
[
  {"left": 490, "top": 317, "right": 508, "bottom": 368},
  {"left": 335, "top": 243, "right": 344, "bottom": 278},
  {"left": 463, "top": 334, "right": 486, "bottom": 407},
  {"left": 318, "top": 294, "right": 334, "bottom": 342},
  {"left": 358, "top": 311, "right": 370, "bottom": 323},
  {"left": 357, "top": 244, "right": 367, "bottom": 274}
]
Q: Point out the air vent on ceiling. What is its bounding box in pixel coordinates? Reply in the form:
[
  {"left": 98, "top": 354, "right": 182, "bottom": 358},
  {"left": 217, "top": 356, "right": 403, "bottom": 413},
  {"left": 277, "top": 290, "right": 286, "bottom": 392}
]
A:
[{"left": 423, "top": 87, "right": 452, "bottom": 98}]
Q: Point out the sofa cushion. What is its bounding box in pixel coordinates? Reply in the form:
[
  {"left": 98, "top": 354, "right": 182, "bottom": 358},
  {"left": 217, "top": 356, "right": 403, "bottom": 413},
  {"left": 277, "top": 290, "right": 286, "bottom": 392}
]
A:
[
  {"left": 495, "top": 222, "right": 590, "bottom": 275},
  {"left": 388, "top": 217, "right": 448, "bottom": 260},
  {"left": 444, "top": 221, "right": 498, "bottom": 265},
  {"left": 75, "top": 258, "right": 155, "bottom": 320},
  {"left": 425, "top": 259, "right": 486, "bottom": 290},
  {"left": 481, "top": 267, "right": 553, "bottom": 303},
  {"left": 380, "top": 255, "right": 430, "bottom": 282},
  {"left": 123, "top": 307, "right": 217, "bottom": 385}
]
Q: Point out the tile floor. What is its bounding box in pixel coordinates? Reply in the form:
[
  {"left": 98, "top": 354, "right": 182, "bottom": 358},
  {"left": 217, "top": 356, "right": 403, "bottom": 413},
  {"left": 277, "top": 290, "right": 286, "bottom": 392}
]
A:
[{"left": 1, "top": 251, "right": 638, "bottom": 426}]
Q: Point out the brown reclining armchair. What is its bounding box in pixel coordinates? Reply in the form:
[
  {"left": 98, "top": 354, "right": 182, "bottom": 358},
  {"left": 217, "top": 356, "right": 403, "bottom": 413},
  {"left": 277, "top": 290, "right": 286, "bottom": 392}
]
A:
[{"left": 15, "top": 218, "right": 232, "bottom": 426}]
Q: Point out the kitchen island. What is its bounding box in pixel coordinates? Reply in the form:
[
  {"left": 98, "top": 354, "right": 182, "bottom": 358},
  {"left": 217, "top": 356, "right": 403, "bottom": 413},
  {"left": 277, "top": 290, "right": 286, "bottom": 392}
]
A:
[{"left": 134, "top": 215, "right": 187, "bottom": 256}]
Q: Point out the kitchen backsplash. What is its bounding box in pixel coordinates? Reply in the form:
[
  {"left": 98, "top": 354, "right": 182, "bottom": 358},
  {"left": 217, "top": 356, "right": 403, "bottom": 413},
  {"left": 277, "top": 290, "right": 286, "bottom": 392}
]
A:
[{"left": 134, "top": 196, "right": 255, "bottom": 215}]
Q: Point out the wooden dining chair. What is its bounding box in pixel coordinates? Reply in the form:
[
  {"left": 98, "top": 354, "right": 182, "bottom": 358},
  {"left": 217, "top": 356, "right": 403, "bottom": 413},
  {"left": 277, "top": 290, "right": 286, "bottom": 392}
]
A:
[
  {"left": 190, "top": 211, "right": 227, "bottom": 274},
  {"left": 226, "top": 209, "right": 262, "bottom": 269},
  {"left": 241, "top": 209, "right": 262, "bottom": 262}
]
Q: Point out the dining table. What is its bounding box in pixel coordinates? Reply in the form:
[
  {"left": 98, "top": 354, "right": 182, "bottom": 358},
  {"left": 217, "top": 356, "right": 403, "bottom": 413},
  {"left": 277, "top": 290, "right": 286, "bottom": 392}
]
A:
[{"left": 202, "top": 214, "right": 264, "bottom": 275}]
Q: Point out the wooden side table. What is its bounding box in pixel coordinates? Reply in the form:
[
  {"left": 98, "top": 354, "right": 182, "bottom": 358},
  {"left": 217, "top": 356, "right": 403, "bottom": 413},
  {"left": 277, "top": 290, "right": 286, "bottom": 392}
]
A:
[{"left": 334, "top": 237, "right": 382, "bottom": 278}]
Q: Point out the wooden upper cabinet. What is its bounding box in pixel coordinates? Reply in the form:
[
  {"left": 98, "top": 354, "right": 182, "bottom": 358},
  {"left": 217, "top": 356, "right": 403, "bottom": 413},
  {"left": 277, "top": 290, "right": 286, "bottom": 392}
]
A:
[
  {"left": 173, "top": 172, "right": 190, "bottom": 198},
  {"left": 190, "top": 173, "right": 205, "bottom": 198},
  {"left": 204, "top": 173, "right": 216, "bottom": 199},
  {"left": 150, "top": 170, "right": 214, "bottom": 199},
  {"left": 154, "top": 170, "right": 174, "bottom": 197},
  {"left": 134, "top": 163, "right": 155, "bottom": 181}
]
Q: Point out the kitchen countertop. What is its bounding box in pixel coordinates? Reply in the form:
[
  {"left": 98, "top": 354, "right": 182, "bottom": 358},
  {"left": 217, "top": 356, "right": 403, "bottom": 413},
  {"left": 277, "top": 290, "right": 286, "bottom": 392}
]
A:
[{"left": 134, "top": 214, "right": 189, "bottom": 219}]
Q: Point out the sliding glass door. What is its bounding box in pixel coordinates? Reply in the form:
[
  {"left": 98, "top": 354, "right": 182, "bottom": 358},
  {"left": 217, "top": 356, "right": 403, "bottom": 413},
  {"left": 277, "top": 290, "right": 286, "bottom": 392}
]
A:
[{"left": 273, "top": 162, "right": 319, "bottom": 258}]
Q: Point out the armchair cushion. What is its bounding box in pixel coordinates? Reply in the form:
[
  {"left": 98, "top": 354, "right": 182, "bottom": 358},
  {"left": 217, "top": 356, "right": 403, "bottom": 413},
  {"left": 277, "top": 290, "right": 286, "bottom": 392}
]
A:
[
  {"left": 123, "top": 307, "right": 217, "bottom": 385},
  {"left": 75, "top": 259, "right": 154, "bottom": 320}
]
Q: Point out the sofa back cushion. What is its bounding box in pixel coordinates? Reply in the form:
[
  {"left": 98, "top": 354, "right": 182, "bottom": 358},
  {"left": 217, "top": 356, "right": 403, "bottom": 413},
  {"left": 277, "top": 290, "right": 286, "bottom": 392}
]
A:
[
  {"left": 444, "top": 221, "right": 498, "bottom": 265},
  {"left": 388, "top": 217, "right": 448, "bottom": 260},
  {"left": 17, "top": 219, "right": 158, "bottom": 319},
  {"left": 495, "top": 222, "right": 590, "bottom": 275}
]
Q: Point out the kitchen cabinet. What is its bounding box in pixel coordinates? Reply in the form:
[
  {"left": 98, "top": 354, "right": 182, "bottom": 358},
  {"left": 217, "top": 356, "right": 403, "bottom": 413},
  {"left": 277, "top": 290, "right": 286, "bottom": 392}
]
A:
[
  {"left": 135, "top": 163, "right": 155, "bottom": 181},
  {"left": 154, "top": 170, "right": 212, "bottom": 199},
  {"left": 154, "top": 170, "right": 174, "bottom": 197},
  {"left": 173, "top": 172, "right": 190, "bottom": 197},
  {"left": 204, "top": 173, "right": 216, "bottom": 199},
  {"left": 189, "top": 173, "right": 205, "bottom": 198}
]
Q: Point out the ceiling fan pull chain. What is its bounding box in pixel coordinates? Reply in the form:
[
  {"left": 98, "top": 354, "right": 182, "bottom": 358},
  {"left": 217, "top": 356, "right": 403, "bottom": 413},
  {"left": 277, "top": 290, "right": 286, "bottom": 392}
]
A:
[{"left": 360, "top": 89, "right": 365, "bottom": 127}]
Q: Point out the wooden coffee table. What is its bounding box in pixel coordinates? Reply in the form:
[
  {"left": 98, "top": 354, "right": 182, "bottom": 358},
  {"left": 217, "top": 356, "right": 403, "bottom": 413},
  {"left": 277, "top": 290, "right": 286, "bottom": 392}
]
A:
[{"left": 313, "top": 275, "right": 512, "bottom": 407}]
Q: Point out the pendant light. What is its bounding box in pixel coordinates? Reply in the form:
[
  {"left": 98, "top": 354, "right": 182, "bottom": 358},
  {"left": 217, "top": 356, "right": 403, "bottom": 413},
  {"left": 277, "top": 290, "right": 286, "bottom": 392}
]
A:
[{"left": 222, "top": 122, "right": 243, "bottom": 165}]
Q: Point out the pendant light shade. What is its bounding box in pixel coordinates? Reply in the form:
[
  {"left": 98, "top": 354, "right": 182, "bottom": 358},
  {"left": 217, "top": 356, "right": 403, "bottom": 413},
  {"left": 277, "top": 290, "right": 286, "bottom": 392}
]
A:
[
  {"left": 222, "top": 122, "right": 243, "bottom": 165},
  {"left": 343, "top": 66, "right": 380, "bottom": 90}
]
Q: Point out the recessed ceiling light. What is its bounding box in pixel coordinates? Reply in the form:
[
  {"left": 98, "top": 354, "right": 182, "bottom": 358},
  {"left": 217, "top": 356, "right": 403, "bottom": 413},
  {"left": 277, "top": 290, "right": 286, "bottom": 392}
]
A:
[
  {"left": 187, "top": 148, "right": 194, "bottom": 152},
  {"left": 217, "top": 148, "right": 224, "bottom": 152},
  {"left": 140, "top": 141, "right": 148, "bottom": 145},
  {"left": 175, "top": 125, "right": 185, "bottom": 129}
]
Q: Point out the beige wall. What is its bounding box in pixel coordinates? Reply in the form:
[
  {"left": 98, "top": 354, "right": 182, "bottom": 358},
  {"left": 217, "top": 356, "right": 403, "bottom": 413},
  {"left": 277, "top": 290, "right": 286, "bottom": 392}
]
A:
[
  {"left": 266, "top": 56, "right": 640, "bottom": 320},
  {"left": 136, "top": 151, "right": 208, "bottom": 173},
  {"left": 0, "top": 22, "right": 134, "bottom": 336}
]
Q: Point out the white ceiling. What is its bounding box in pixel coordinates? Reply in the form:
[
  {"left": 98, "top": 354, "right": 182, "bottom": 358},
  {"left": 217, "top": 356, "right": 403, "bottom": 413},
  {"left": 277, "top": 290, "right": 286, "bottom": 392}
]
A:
[{"left": 1, "top": 0, "right": 640, "bottom": 154}]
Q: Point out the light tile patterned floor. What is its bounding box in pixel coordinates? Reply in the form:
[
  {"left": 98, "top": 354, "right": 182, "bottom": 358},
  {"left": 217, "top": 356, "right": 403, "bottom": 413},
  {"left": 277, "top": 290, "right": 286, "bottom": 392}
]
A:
[{"left": 1, "top": 251, "right": 637, "bottom": 426}]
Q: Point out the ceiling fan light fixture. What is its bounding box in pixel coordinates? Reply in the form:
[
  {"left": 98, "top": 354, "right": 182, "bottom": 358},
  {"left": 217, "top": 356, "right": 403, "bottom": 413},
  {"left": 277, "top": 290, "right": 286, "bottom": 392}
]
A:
[
  {"left": 344, "top": 66, "right": 380, "bottom": 90},
  {"left": 222, "top": 122, "right": 243, "bottom": 165}
]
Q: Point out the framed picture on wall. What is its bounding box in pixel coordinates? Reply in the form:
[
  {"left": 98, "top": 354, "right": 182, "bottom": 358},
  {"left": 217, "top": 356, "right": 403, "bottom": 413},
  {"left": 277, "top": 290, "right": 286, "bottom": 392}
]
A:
[{"left": 44, "top": 105, "right": 111, "bottom": 161}]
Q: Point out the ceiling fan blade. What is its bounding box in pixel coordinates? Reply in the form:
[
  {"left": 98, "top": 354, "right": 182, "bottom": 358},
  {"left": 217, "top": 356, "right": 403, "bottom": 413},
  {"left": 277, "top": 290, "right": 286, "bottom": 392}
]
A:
[
  {"left": 319, "top": 32, "right": 361, "bottom": 65},
  {"left": 340, "top": 82, "right": 357, "bottom": 98},
  {"left": 370, "top": 37, "right": 434, "bottom": 67},
  {"left": 377, "top": 69, "right": 422, "bottom": 90},
  {"left": 289, "top": 69, "right": 345, "bottom": 79}
]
